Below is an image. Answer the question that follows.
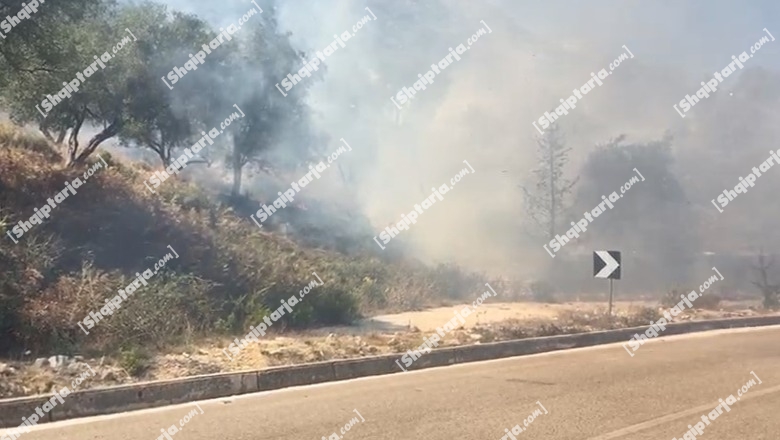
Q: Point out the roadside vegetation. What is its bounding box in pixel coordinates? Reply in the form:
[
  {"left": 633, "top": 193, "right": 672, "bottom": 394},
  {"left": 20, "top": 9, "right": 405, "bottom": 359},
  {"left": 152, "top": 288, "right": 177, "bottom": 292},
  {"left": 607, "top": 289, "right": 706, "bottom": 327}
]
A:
[{"left": 0, "top": 125, "right": 500, "bottom": 358}]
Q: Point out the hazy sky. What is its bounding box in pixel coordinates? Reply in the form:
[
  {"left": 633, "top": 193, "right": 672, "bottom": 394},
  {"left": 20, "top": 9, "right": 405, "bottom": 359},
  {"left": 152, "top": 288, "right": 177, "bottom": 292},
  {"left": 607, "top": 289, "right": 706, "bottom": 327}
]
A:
[{"left": 145, "top": 0, "right": 780, "bottom": 281}]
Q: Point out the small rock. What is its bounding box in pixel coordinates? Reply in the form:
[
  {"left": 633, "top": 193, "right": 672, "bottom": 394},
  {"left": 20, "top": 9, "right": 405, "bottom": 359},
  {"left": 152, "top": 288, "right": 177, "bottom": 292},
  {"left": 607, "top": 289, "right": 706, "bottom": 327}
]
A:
[
  {"left": 48, "top": 355, "right": 69, "bottom": 369},
  {"left": 34, "top": 358, "right": 47, "bottom": 368},
  {"left": 100, "top": 370, "right": 117, "bottom": 381},
  {"left": 0, "top": 362, "right": 8, "bottom": 373}
]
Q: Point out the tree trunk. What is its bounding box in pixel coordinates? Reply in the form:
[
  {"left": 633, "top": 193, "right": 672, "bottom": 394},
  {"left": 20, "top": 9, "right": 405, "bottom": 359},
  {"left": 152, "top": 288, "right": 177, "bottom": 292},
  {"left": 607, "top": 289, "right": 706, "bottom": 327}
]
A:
[
  {"left": 548, "top": 143, "right": 555, "bottom": 241},
  {"left": 152, "top": 144, "right": 170, "bottom": 167},
  {"left": 55, "top": 128, "right": 67, "bottom": 145},
  {"left": 40, "top": 125, "right": 54, "bottom": 143},
  {"left": 73, "top": 118, "right": 121, "bottom": 165},
  {"left": 231, "top": 154, "right": 243, "bottom": 197},
  {"left": 66, "top": 113, "right": 86, "bottom": 166}
]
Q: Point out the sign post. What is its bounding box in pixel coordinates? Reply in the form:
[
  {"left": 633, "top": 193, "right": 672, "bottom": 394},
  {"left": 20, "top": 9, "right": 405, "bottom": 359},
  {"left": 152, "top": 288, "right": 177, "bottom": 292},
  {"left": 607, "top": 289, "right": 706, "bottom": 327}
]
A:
[
  {"left": 594, "top": 250, "right": 621, "bottom": 317},
  {"left": 609, "top": 278, "right": 614, "bottom": 317}
]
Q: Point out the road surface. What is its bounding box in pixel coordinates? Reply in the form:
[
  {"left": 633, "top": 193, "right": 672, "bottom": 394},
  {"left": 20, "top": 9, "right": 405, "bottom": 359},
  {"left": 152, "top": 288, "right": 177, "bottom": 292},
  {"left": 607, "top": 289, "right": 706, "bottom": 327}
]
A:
[{"left": 5, "top": 325, "right": 779, "bottom": 440}]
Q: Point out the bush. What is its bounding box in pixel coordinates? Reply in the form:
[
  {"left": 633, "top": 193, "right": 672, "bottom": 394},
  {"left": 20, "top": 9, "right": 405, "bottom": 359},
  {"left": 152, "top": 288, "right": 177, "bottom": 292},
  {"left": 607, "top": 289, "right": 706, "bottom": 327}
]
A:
[
  {"left": 309, "top": 286, "right": 361, "bottom": 325},
  {"left": 763, "top": 292, "right": 780, "bottom": 310},
  {"left": 661, "top": 288, "right": 692, "bottom": 308},
  {"left": 693, "top": 292, "right": 722, "bottom": 310},
  {"left": 103, "top": 273, "right": 218, "bottom": 347},
  {"left": 430, "top": 263, "right": 484, "bottom": 301},
  {"left": 0, "top": 122, "right": 56, "bottom": 159},
  {"left": 628, "top": 306, "right": 663, "bottom": 325},
  {"left": 0, "top": 219, "right": 63, "bottom": 353},
  {"left": 662, "top": 288, "right": 720, "bottom": 310},
  {"left": 119, "top": 346, "right": 149, "bottom": 377},
  {"left": 259, "top": 281, "right": 361, "bottom": 329}
]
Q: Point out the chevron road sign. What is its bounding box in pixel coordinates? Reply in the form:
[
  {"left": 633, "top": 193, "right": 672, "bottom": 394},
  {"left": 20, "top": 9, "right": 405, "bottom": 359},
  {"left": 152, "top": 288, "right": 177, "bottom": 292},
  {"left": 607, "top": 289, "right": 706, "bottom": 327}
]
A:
[
  {"left": 594, "top": 250, "right": 621, "bottom": 279},
  {"left": 594, "top": 250, "right": 621, "bottom": 317}
]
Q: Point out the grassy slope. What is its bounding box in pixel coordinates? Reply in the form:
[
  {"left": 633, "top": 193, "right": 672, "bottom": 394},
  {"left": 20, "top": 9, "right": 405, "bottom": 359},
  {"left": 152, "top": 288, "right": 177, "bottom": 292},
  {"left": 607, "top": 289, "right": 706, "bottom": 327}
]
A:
[{"left": 0, "top": 123, "right": 511, "bottom": 356}]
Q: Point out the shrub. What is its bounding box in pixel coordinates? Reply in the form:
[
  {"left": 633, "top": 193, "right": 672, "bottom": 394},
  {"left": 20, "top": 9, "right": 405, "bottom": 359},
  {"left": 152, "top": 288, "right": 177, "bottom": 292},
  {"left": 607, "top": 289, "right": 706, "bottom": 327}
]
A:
[
  {"left": 309, "top": 286, "right": 361, "bottom": 325},
  {"left": 661, "top": 289, "right": 680, "bottom": 308},
  {"left": 693, "top": 293, "right": 722, "bottom": 310},
  {"left": 119, "top": 346, "right": 149, "bottom": 377},
  {"left": 430, "top": 263, "right": 484, "bottom": 300},
  {"left": 662, "top": 288, "right": 720, "bottom": 310},
  {"left": 0, "top": 220, "right": 63, "bottom": 353},
  {"left": 103, "top": 273, "right": 218, "bottom": 347},
  {"left": 0, "top": 122, "right": 56, "bottom": 159},
  {"left": 258, "top": 281, "right": 361, "bottom": 329}
]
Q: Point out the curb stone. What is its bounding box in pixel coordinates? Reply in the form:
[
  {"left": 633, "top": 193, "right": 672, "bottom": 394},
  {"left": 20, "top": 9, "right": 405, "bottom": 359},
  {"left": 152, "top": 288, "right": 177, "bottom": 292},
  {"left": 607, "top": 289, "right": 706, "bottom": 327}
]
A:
[{"left": 2, "top": 315, "right": 779, "bottom": 428}]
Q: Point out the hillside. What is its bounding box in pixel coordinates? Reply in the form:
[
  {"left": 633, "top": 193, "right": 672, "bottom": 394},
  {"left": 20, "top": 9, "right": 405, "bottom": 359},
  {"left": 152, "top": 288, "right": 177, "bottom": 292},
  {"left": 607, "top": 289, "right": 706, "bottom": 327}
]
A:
[{"left": 0, "top": 123, "right": 513, "bottom": 357}]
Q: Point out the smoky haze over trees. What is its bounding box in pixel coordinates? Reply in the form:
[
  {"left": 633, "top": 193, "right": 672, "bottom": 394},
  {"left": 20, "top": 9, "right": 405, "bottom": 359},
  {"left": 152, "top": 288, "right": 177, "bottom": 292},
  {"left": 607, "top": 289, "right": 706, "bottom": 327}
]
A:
[
  {"left": 1, "top": 0, "right": 780, "bottom": 295},
  {"left": 1, "top": 0, "right": 318, "bottom": 202}
]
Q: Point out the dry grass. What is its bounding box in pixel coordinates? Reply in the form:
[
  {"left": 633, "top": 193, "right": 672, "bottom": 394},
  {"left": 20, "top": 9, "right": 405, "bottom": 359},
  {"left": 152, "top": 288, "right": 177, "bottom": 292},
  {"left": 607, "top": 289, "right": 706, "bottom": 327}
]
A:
[{"left": 0, "top": 122, "right": 504, "bottom": 357}]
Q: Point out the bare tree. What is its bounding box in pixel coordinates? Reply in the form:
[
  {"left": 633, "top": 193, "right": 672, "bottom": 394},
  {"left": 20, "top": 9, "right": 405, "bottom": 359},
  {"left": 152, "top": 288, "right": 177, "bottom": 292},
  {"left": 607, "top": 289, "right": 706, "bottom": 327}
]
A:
[
  {"left": 751, "top": 250, "right": 780, "bottom": 309},
  {"left": 520, "top": 124, "right": 578, "bottom": 240}
]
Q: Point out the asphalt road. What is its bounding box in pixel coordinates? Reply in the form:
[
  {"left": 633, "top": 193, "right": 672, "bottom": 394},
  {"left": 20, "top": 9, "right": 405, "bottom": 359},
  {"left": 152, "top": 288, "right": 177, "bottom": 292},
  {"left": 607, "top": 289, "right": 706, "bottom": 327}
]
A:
[{"left": 5, "top": 326, "right": 780, "bottom": 440}]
